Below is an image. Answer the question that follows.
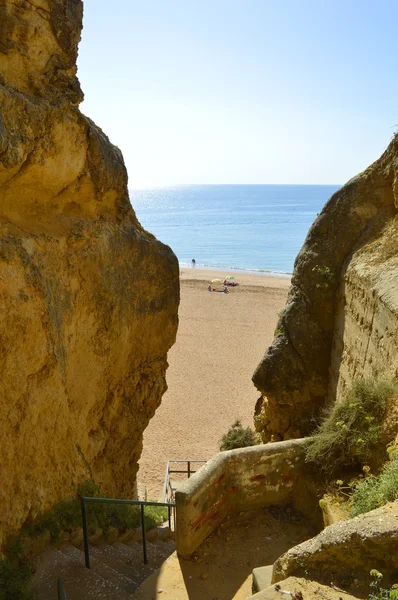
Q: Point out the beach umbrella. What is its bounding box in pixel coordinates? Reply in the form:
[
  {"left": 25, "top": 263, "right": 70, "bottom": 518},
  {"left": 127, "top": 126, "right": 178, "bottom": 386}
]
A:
[{"left": 211, "top": 278, "right": 222, "bottom": 284}]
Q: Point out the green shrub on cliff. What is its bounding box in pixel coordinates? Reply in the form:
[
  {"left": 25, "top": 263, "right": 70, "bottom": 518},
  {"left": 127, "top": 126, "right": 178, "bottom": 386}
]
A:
[
  {"left": 23, "top": 480, "right": 167, "bottom": 541},
  {"left": 305, "top": 378, "right": 397, "bottom": 473},
  {"left": 0, "top": 538, "right": 33, "bottom": 600},
  {"left": 351, "top": 448, "right": 398, "bottom": 517},
  {"left": 220, "top": 419, "right": 260, "bottom": 451},
  {"left": 23, "top": 480, "right": 98, "bottom": 541},
  {"left": 311, "top": 264, "right": 336, "bottom": 290}
]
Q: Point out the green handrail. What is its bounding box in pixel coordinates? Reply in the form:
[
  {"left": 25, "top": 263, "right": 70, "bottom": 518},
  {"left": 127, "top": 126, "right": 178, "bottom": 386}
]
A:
[
  {"left": 57, "top": 578, "right": 67, "bottom": 599},
  {"left": 80, "top": 496, "right": 175, "bottom": 569},
  {"left": 162, "top": 459, "right": 207, "bottom": 503}
]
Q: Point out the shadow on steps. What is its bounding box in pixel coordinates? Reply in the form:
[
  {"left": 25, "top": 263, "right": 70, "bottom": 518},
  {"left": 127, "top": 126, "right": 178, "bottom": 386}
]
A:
[
  {"left": 133, "top": 506, "right": 313, "bottom": 600},
  {"left": 32, "top": 534, "right": 176, "bottom": 600}
]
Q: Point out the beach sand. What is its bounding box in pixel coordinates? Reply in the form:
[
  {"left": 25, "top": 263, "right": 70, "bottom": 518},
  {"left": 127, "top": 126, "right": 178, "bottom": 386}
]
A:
[{"left": 137, "top": 268, "right": 291, "bottom": 499}]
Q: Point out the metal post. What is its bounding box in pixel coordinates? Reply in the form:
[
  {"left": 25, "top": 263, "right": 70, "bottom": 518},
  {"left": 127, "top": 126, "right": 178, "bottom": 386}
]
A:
[
  {"left": 161, "top": 461, "right": 170, "bottom": 504},
  {"left": 187, "top": 460, "right": 191, "bottom": 478},
  {"left": 57, "top": 578, "right": 67, "bottom": 600},
  {"left": 140, "top": 504, "right": 147, "bottom": 564},
  {"left": 81, "top": 497, "right": 90, "bottom": 569},
  {"left": 168, "top": 505, "right": 171, "bottom": 531}
]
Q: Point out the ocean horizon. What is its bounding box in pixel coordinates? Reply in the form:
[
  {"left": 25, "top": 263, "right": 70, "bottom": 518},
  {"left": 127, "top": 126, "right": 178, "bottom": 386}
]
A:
[{"left": 130, "top": 184, "right": 341, "bottom": 276}]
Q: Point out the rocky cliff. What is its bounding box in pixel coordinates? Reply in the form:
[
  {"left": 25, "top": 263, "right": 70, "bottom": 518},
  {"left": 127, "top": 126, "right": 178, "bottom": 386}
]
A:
[
  {"left": 0, "top": 0, "right": 179, "bottom": 546},
  {"left": 253, "top": 137, "right": 398, "bottom": 442}
]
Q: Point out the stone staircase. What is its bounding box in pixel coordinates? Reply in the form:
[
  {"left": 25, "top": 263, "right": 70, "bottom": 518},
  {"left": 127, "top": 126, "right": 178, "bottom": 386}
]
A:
[{"left": 32, "top": 529, "right": 175, "bottom": 600}]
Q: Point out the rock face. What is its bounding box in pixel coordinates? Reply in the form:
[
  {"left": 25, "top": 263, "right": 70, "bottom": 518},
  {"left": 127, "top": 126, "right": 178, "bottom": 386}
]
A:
[
  {"left": 253, "top": 138, "right": 398, "bottom": 442},
  {"left": 0, "top": 0, "right": 179, "bottom": 546},
  {"left": 272, "top": 501, "right": 398, "bottom": 592}
]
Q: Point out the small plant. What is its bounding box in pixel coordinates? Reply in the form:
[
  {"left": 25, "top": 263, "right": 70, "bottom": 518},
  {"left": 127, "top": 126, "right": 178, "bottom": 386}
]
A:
[
  {"left": 351, "top": 453, "right": 398, "bottom": 517},
  {"left": 311, "top": 265, "right": 335, "bottom": 289},
  {"left": 274, "top": 310, "right": 284, "bottom": 336},
  {"left": 220, "top": 419, "right": 260, "bottom": 451},
  {"left": 305, "top": 378, "right": 397, "bottom": 474},
  {"left": 0, "top": 538, "right": 34, "bottom": 600},
  {"left": 143, "top": 505, "right": 169, "bottom": 530},
  {"left": 369, "top": 570, "right": 398, "bottom": 600}
]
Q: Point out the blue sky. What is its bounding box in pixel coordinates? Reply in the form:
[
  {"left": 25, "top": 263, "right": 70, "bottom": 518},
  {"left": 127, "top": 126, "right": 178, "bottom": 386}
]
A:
[{"left": 78, "top": 0, "right": 398, "bottom": 187}]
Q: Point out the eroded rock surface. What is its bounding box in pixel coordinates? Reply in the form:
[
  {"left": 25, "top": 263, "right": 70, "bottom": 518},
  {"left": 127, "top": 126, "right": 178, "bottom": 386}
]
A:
[
  {"left": 272, "top": 501, "right": 398, "bottom": 593},
  {"left": 253, "top": 138, "right": 398, "bottom": 442},
  {"left": 0, "top": 0, "right": 179, "bottom": 545}
]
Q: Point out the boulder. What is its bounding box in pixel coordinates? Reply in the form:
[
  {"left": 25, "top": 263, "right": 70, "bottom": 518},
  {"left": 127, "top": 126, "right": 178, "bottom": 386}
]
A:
[{"left": 273, "top": 501, "right": 398, "bottom": 592}]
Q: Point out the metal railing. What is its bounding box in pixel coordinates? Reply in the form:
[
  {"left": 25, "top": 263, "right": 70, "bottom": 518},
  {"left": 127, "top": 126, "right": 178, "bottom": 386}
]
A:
[
  {"left": 57, "top": 578, "right": 67, "bottom": 599},
  {"left": 80, "top": 496, "right": 175, "bottom": 568},
  {"left": 162, "top": 459, "right": 207, "bottom": 503}
]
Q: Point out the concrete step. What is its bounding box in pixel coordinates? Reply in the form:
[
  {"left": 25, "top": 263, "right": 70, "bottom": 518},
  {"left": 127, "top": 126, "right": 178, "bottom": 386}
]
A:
[
  {"left": 32, "top": 536, "right": 177, "bottom": 600},
  {"left": 32, "top": 546, "right": 129, "bottom": 600},
  {"left": 123, "top": 537, "right": 176, "bottom": 564},
  {"left": 90, "top": 542, "right": 146, "bottom": 581},
  {"left": 104, "top": 539, "right": 176, "bottom": 584},
  {"left": 251, "top": 565, "right": 273, "bottom": 593},
  {"left": 61, "top": 544, "right": 138, "bottom": 594}
]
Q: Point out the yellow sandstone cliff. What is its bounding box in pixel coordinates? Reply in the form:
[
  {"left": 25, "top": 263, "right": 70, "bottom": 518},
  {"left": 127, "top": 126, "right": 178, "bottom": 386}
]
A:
[
  {"left": 0, "top": 0, "right": 179, "bottom": 545},
  {"left": 253, "top": 136, "right": 398, "bottom": 442}
]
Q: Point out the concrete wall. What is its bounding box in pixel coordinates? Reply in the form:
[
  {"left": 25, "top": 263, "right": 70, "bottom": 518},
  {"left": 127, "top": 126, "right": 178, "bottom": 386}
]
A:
[{"left": 175, "top": 438, "right": 321, "bottom": 557}]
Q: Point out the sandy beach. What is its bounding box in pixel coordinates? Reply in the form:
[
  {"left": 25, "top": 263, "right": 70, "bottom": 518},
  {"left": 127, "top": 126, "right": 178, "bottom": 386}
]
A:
[{"left": 137, "top": 268, "right": 291, "bottom": 499}]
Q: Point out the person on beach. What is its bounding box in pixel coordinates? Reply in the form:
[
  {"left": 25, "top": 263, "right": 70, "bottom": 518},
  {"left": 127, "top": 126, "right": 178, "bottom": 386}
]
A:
[
  {"left": 224, "top": 279, "right": 238, "bottom": 287},
  {"left": 192, "top": 259, "right": 196, "bottom": 268},
  {"left": 208, "top": 284, "right": 212, "bottom": 292}
]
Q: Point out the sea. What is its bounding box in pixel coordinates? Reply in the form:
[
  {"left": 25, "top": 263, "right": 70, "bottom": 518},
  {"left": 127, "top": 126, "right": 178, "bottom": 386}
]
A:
[{"left": 130, "top": 184, "right": 340, "bottom": 277}]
